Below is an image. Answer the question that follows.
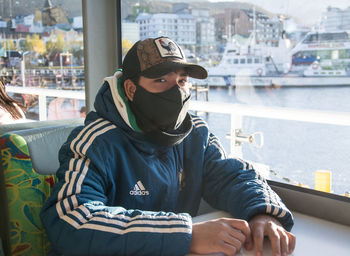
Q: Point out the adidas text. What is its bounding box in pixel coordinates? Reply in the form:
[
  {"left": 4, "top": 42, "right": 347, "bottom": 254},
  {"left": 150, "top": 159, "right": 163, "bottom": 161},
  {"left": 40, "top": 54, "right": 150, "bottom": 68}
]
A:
[
  {"left": 130, "top": 190, "right": 149, "bottom": 196},
  {"left": 130, "top": 180, "right": 150, "bottom": 196}
]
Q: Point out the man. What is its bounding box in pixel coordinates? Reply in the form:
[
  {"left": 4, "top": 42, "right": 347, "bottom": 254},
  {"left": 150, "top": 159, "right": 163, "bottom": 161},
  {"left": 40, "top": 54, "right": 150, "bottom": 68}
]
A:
[{"left": 41, "top": 37, "right": 295, "bottom": 256}]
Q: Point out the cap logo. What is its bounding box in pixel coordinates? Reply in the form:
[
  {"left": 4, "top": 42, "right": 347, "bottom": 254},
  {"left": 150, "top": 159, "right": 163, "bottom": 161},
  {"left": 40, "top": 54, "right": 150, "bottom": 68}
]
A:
[{"left": 154, "top": 38, "right": 183, "bottom": 59}]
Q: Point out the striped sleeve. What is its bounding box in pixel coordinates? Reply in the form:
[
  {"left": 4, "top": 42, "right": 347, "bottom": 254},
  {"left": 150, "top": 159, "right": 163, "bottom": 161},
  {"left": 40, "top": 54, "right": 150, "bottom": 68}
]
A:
[
  {"left": 198, "top": 115, "right": 294, "bottom": 231},
  {"left": 41, "top": 118, "right": 193, "bottom": 255},
  {"left": 192, "top": 116, "right": 208, "bottom": 129}
]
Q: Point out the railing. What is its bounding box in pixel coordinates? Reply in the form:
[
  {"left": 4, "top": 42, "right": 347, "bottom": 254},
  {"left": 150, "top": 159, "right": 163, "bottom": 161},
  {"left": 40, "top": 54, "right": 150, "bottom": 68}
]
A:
[
  {"left": 6, "top": 85, "right": 350, "bottom": 158},
  {"left": 189, "top": 100, "right": 350, "bottom": 157},
  {"left": 6, "top": 85, "right": 85, "bottom": 121}
]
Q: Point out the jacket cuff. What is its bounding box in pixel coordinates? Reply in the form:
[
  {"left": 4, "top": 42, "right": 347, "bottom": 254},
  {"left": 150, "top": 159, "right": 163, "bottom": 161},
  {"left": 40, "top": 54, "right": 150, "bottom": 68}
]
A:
[
  {"left": 245, "top": 204, "right": 294, "bottom": 231},
  {"left": 161, "top": 213, "right": 193, "bottom": 255}
]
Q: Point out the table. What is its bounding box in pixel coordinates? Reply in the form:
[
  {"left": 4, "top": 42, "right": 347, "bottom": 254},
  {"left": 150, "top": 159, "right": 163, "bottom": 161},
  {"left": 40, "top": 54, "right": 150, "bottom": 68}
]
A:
[{"left": 190, "top": 211, "right": 350, "bottom": 256}]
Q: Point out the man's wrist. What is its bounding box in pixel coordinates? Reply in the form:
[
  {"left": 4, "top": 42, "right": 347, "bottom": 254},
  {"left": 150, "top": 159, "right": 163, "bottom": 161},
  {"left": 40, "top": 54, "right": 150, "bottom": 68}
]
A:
[{"left": 249, "top": 214, "right": 283, "bottom": 227}]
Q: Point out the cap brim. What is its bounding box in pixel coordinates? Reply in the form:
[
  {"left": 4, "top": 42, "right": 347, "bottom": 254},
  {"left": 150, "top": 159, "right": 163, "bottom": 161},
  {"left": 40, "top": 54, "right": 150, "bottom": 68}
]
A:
[{"left": 141, "top": 61, "right": 208, "bottom": 79}]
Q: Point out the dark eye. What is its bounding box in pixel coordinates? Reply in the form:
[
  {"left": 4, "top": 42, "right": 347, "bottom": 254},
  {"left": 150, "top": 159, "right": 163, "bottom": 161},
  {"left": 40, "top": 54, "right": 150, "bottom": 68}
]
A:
[
  {"left": 179, "top": 78, "right": 188, "bottom": 84},
  {"left": 155, "top": 78, "right": 166, "bottom": 83}
]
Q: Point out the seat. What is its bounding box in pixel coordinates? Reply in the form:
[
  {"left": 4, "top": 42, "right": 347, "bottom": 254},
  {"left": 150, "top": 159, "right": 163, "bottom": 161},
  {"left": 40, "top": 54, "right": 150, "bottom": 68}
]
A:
[
  {"left": 0, "top": 120, "right": 83, "bottom": 256},
  {"left": 0, "top": 118, "right": 83, "bottom": 136}
]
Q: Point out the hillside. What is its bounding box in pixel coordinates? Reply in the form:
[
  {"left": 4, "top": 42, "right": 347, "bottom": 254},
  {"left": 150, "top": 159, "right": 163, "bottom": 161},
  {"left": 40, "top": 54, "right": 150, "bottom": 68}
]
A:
[{"left": 0, "top": 0, "right": 81, "bottom": 18}]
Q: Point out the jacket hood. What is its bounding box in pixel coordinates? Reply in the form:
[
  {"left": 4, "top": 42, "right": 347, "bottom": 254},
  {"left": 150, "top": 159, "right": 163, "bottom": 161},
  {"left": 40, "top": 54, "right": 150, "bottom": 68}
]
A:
[{"left": 96, "top": 71, "right": 141, "bottom": 132}]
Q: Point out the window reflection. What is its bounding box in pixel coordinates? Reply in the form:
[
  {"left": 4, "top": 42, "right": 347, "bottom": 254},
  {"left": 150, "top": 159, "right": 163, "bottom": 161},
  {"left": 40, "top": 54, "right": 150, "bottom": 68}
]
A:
[
  {"left": 0, "top": 0, "right": 84, "bottom": 121},
  {"left": 122, "top": 0, "right": 350, "bottom": 196}
]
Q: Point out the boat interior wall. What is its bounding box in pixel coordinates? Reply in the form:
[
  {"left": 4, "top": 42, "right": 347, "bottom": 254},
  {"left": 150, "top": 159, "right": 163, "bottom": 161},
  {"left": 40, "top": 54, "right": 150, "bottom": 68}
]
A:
[
  {"left": 82, "top": 0, "right": 122, "bottom": 112},
  {"left": 269, "top": 180, "right": 350, "bottom": 227},
  {"left": 8, "top": 124, "right": 82, "bottom": 175}
]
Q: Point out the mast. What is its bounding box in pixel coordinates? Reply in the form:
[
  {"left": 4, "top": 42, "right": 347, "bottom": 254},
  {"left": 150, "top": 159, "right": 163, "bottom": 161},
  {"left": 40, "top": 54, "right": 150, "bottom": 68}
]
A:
[
  {"left": 252, "top": 6, "right": 256, "bottom": 46},
  {"left": 253, "top": 6, "right": 256, "bottom": 40}
]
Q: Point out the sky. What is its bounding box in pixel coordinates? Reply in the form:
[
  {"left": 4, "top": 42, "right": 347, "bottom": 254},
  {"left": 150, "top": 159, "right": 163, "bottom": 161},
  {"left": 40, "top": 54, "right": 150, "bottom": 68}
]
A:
[{"left": 209, "top": 0, "right": 350, "bottom": 25}]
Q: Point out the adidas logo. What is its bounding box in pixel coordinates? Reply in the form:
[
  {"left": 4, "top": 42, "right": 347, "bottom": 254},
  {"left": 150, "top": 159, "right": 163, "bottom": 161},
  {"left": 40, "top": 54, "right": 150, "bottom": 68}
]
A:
[{"left": 129, "top": 180, "right": 150, "bottom": 196}]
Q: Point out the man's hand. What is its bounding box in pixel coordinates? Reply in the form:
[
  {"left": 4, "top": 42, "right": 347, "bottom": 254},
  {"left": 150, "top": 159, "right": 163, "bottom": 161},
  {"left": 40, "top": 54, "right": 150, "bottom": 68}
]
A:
[
  {"left": 189, "top": 218, "right": 252, "bottom": 255},
  {"left": 248, "top": 214, "right": 296, "bottom": 256}
]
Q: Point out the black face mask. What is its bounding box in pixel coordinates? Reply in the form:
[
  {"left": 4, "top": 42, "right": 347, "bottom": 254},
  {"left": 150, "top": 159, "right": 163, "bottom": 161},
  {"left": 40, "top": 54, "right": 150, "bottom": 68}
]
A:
[
  {"left": 130, "top": 84, "right": 190, "bottom": 131},
  {"left": 129, "top": 84, "right": 193, "bottom": 146}
]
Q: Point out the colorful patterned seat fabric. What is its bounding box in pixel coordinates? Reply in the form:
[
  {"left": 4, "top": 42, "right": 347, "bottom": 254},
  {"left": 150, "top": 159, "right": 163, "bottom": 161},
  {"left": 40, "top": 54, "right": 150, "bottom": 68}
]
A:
[
  {"left": 1, "top": 133, "right": 56, "bottom": 256},
  {"left": 0, "top": 121, "right": 82, "bottom": 256}
]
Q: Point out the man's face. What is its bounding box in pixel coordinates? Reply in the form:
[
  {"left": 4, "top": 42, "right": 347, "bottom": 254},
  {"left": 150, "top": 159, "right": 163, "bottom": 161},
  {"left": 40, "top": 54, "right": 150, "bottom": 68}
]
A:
[{"left": 138, "top": 68, "right": 190, "bottom": 94}]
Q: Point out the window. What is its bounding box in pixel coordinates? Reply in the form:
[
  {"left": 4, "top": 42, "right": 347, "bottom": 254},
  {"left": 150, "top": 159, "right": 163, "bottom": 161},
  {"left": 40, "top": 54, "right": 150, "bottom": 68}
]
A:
[
  {"left": 122, "top": 0, "right": 350, "bottom": 198},
  {"left": 1, "top": 2, "right": 85, "bottom": 122}
]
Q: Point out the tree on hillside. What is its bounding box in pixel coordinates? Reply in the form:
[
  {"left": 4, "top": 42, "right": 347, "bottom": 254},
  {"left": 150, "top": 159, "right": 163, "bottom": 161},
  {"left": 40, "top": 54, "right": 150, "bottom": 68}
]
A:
[
  {"left": 22, "top": 35, "right": 32, "bottom": 52},
  {"left": 32, "top": 34, "right": 46, "bottom": 54},
  {"left": 122, "top": 38, "right": 133, "bottom": 56},
  {"left": 46, "top": 34, "right": 65, "bottom": 53},
  {"left": 45, "top": 34, "right": 66, "bottom": 66},
  {"left": 22, "top": 34, "right": 46, "bottom": 55},
  {"left": 5, "top": 40, "right": 17, "bottom": 51}
]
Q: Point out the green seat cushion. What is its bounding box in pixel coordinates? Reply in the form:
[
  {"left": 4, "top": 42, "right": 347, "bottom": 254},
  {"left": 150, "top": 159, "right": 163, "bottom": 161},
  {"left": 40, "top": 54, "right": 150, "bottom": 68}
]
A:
[{"left": 1, "top": 133, "right": 57, "bottom": 256}]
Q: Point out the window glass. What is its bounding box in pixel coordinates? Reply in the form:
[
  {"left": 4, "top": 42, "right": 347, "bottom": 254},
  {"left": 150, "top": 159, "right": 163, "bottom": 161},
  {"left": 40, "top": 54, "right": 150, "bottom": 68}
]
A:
[
  {"left": 122, "top": 0, "right": 350, "bottom": 197},
  {"left": 1, "top": 0, "right": 85, "bottom": 121}
]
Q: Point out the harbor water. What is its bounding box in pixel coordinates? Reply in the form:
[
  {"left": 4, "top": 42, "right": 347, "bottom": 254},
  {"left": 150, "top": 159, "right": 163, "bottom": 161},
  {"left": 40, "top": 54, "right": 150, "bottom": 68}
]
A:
[{"left": 194, "top": 85, "right": 350, "bottom": 195}]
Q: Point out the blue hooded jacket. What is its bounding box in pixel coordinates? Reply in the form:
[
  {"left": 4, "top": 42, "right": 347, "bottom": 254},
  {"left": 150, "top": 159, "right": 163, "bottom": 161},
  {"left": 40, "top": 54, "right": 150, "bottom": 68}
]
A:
[{"left": 40, "top": 71, "right": 293, "bottom": 255}]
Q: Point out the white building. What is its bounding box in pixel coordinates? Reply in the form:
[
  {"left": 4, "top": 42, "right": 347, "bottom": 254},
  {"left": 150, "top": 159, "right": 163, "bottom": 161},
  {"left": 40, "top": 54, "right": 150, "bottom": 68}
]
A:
[
  {"left": 321, "top": 7, "right": 350, "bottom": 31},
  {"left": 24, "top": 14, "right": 34, "bottom": 26},
  {"left": 191, "top": 8, "right": 216, "bottom": 56},
  {"left": 256, "top": 16, "right": 282, "bottom": 46},
  {"left": 72, "top": 16, "right": 83, "bottom": 30},
  {"left": 122, "top": 21, "right": 139, "bottom": 44},
  {"left": 0, "top": 20, "right": 7, "bottom": 29},
  {"left": 242, "top": 9, "right": 282, "bottom": 47},
  {"left": 135, "top": 13, "right": 196, "bottom": 48}
]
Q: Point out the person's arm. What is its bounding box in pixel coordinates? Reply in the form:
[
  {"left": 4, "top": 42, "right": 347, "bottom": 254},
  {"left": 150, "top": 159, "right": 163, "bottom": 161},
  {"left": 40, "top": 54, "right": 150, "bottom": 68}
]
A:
[
  {"left": 201, "top": 132, "right": 294, "bottom": 231},
  {"left": 13, "top": 103, "right": 26, "bottom": 119},
  {"left": 40, "top": 125, "right": 192, "bottom": 256},
  {"left": 194, "top": 121, "right": 295, "bottom": 255}
]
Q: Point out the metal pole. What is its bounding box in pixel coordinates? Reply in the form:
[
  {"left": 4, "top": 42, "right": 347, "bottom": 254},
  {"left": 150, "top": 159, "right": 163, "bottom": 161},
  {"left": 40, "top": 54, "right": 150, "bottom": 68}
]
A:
[
  {"left": 230, "top": 112, "right": 243, "bottom": 158},
  {"left": 38, "top": 94, "right": 47, "bottom": 121},
  {"left": 21, "top": 58, "right": 25, "bottom": 87},
  {"left": 21, "top": 51, "right": 29, "bottom": 87}
]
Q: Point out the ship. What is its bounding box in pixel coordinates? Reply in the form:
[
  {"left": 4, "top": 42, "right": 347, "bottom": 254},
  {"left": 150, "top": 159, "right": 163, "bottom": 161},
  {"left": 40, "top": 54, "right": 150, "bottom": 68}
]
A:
[{"left": 198, "top": 30, "right": 350, "bottom": 87}]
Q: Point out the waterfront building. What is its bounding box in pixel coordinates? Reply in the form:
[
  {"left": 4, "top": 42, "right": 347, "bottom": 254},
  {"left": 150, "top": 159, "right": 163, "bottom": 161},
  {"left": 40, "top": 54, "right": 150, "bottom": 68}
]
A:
[
  {"left": 135, "top": 12, "right": 196, "bottom": 50},
  {"left": 321, "top": 6, "right": 350, "bottom": 31},
  {"left": 213, "top": 7, "right": 282, "bottom": 47},
  {"left": 191, "top": 8, "right": 216, "bottom": 57},
  {"left": 122, "top": 21, "right": 140, "bottom": 44}
]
